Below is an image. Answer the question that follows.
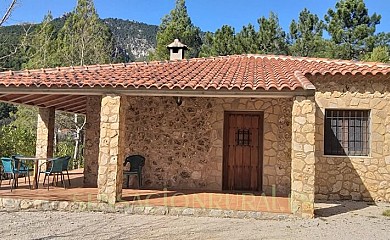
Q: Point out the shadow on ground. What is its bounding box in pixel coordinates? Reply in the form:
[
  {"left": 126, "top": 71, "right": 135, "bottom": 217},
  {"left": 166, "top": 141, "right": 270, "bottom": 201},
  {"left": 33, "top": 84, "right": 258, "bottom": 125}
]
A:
[{"left": 315, "top": 201, "right": 375, "bottom": 218}]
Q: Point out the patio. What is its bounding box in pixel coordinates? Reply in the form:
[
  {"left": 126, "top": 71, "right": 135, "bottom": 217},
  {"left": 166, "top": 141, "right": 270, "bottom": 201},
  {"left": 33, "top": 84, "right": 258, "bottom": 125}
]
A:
[{"left": 0, "top": 169, "right": 291, "bottom": 214}]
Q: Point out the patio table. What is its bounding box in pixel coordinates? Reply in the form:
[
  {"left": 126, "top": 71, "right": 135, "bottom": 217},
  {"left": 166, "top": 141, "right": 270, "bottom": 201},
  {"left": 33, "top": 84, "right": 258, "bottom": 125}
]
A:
[{"left": 15, "top": 157, "right": 53, "bottom": 189}]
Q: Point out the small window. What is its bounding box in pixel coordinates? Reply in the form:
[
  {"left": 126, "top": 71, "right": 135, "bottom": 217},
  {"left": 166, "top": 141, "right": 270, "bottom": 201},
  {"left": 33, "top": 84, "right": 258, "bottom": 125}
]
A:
[
  {"left": 236, "top": 129, "right": 251, "bottom": 146},
  {"left": 324, "top": 110, "right": 370, "bottom": 156}
]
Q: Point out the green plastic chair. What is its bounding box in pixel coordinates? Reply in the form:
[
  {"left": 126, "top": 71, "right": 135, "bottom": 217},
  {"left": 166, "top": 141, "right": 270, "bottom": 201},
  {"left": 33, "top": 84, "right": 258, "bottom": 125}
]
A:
[{"left": 123, "top": 155, "right": 145, "bottom": 189}]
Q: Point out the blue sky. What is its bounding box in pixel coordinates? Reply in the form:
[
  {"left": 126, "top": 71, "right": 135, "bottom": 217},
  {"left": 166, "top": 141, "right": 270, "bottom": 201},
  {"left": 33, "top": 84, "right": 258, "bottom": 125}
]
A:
[{"left": 2, "top": 0, "right": 390, "bottom": 33}]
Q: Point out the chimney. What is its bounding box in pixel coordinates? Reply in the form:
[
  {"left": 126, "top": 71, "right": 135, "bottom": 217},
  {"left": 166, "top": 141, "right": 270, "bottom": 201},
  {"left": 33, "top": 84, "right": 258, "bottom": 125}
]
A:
[{"left": 167, "top": 39, "right": 188, "bottom": 60}]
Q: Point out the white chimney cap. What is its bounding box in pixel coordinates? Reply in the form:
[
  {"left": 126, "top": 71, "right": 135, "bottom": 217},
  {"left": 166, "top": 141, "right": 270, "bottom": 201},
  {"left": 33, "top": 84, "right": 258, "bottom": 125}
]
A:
[{"left": 167, "top": 39, "right": 188, "bottom": 49}]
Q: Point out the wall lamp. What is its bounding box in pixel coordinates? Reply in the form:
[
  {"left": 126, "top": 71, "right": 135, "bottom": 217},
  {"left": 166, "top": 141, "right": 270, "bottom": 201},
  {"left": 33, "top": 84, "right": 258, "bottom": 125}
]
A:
[{"left": 174, "top": 96, "right": 183, "bottom": 106}]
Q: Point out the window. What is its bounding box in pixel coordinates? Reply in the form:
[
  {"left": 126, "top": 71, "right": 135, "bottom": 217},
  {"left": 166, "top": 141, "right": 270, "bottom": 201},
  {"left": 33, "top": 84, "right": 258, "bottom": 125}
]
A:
[
  {"left": 236, "top": 129, "right": 251, "bottom": 146},
  {"left": 324, "top": 110, "right": 370, "bottom": 156}
]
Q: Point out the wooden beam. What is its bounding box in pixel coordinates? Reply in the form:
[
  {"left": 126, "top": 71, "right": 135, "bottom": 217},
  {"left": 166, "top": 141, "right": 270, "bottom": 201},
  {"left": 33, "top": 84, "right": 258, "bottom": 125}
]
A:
[
  {"left": 15, "top": 94, "right": 51, "bottom": 103},
  {"left": 55, "top": 100, "right": 87, "bottom": 111},
  {"left": 65, "top": 104, "right": 86, "bottom": 112},
  {"left": 45, "top": 98, "right": 86, "bottom": 109},
  {"left": 35, "top": 95, "right": 84, "bottom": 107},
  {"left": 0, "top": 94, "right": 33, "bottom": 102},
  {"left": 23, "top": 95, "right": 57, "bottom": 105},
  {"left": 42, "top": 95, "right": 85, "bottom": 108}
]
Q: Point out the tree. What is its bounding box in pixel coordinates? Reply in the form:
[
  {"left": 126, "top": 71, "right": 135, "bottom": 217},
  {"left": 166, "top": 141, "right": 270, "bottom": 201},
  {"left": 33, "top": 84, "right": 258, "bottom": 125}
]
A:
[
  {"left": 373, "top": 32, "right": 390, "bottom": 49},
  {"left": 0, "top": 106, "right": 37, "bottom": 157},
  {"left": 289, "top": 8, "right": 325, "bottom": 57},
  {"left": 0, "top": 0, "right": 31, "bottom": 70},
  {"left": 23, "top": 12, "right": 59, "bottom": 69},
  {"left": 363, "top": 46, "right": 389, "bottom": 63},
  {"left": 0, "top": 0, "right": 17, "bottom": 26},
  {"left": 235, "top": 23, "right": 259, "bottom": 54},
  {"left": 0, "top": 103, "right": 17, "bottom": 126},
  {"left": 207, "top": 25, "right": 237, "bottom": 56},
  {"left": 199, "top": 32, "right": 214, "bottom": 57},
  {"left": 55, "top": 112, "right": 86, "bottom": 169},
  {"left": 57, "top": 0, "right": 113, "bottom": 66},
  {"left": 151, "top": 0, "right": 202, "bottom": 60},
  {"left": 258, "top": 12, "right": 289, "bottom": 55},
  {"left": 325, "top": 0, "right": 381, "bottom": 60}
]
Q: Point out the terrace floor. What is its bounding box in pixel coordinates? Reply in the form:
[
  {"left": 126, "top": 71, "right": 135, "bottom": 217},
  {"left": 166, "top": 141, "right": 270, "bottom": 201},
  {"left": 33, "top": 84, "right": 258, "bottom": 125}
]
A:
[{"left": 0, "top": 169, "right": 291, "bottom": 214}]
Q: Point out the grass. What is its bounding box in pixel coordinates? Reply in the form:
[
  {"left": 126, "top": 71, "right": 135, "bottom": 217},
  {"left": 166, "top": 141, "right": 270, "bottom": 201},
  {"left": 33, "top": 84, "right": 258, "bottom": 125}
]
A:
[{"left": 383, "top": 209, "right": 390, "bottom": 217}]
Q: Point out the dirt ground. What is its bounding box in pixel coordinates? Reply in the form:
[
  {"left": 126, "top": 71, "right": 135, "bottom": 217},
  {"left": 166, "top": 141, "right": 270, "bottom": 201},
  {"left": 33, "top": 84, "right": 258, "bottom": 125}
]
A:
[{"left": 0, "top": 201, "right": 389, "bottom": 240}]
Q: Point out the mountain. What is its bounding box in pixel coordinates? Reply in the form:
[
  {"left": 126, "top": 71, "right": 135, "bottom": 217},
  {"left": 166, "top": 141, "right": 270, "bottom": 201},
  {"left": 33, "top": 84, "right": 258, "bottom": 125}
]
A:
[
  {"left": 104, "top": 18, "right": 158, "bottom": 61},
  {"left": 0, "top": 17, "right": 159, "bottom": 70}
]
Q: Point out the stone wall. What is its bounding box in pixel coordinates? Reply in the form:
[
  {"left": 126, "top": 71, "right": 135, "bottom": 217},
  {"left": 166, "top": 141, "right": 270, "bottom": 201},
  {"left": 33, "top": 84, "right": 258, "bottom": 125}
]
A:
[
  {"left": 84, "top": 96, "right": 101, "bottom": 187},
  {"left": 311, "top": 75, "right": 390, "bottom": 202},
  {"left": 291, "top": 96, "right": 316, "bottom": 218},
  {"left": 35, "top": 107, "right": 55, "bottom": 161},
  {"left": 97, "top": 95, "right": 127, "bottom": 204},
  {"left": 125, "top": 96, "right": 292, "bottom": 195}
]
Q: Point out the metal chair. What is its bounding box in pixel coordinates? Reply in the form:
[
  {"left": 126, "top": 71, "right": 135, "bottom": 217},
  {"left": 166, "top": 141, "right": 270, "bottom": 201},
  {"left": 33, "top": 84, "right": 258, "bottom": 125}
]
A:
[
  {"left": 38, "top": 157, "right": 66, "bottom": 190},
  {"left": 1, "top": 157, "right": 31, "bottom": 191},
  {"left": 123, "top": 155, "right": 145, "bottom": 189},
  {"left": 61, "top": 156, "right": 72, "bottom": 186},
  {"left": 12, "top": 155, "right": 32, "bottom": 185}
]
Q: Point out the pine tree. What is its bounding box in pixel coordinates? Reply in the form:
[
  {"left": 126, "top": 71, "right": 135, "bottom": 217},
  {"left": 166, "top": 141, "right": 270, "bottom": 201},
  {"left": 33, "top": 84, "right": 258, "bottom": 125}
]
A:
[
  {"left": 325, "top": 0, "right": 381, "bottom": 60},
  {"left": 57, "top": 0, "right": 113, "bottom": 66},
  {"left": 289, "top": 8, "right": 325, "bottom": 57},
  {"left": 364, "top": 46, "right": 389, "bottom": 63},
  {"left": 199, "top": 32, "right": 215, "bottom": 57},
  {"left": 151, "top": 0, "right": 202, "bottom": 60},
  {"left": 236, "top": 23, "right": 259, "bottom": 54},
  {"left": 23, "top": 12, "right": 59, "bottom": 69},
  {"left": 374, "top": 32, "right": 390, "bottom": 49},
  {"left": 257, "top": 12, "right": 289, "bottom": 55},
  {"left": 211, "top": 25, "right": 237, "bottom": 56}
]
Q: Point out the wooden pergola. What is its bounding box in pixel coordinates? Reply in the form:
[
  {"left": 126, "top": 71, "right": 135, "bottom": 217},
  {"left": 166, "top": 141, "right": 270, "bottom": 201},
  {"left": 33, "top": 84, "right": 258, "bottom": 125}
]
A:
[{"left": 0, "top": 92, "right": 87, "bottom": 114}]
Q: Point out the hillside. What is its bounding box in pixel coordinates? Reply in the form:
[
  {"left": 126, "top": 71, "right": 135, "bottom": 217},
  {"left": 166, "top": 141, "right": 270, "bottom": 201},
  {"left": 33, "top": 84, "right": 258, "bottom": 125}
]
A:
[
  {"left": 0, "top": 17, "right": 158, "bottom": 70},
  {"left": 104, "top": 18, "right": 158, "bottom": 61}
]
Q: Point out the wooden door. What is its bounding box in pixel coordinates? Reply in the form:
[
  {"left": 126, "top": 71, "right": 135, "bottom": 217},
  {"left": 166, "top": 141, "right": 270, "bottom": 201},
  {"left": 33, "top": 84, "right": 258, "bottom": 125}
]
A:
[{"left": 223, "top": 112, "right": 263, "bottom": 192}]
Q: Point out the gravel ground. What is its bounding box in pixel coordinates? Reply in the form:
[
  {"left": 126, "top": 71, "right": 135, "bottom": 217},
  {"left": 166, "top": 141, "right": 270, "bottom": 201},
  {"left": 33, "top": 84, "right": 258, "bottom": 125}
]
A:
[{"left": 0, "top": 202, "right": 389, "bottom": 240}]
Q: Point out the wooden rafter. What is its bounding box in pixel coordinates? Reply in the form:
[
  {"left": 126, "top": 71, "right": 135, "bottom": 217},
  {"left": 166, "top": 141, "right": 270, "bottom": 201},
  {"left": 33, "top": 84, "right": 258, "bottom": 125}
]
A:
[
  {"left": 23, "top": 95, "right": 58, "bottom": 105},
  {"left": 43, "top": 96, "right": 86, "bottom": 109},
  {"left": 55, "top": 100, "right": 87, "bottom": 112},
  {"left": 41, "top": 95, "right": 84, "bottom": 107},
  {"left": 13, "top": 94, "right": 47, "bottom": 103},
  {"left": 0, "top": 94, "right": 33, "bottom": 102},
  {"left": 65, "top": 104, "right": 87, "bottom": 113}
]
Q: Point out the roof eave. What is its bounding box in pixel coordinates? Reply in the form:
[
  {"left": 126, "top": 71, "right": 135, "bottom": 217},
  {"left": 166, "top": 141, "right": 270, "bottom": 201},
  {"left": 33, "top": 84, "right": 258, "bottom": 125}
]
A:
[{"left": 0, "top": 86, "right": 315, "bottom": 98}]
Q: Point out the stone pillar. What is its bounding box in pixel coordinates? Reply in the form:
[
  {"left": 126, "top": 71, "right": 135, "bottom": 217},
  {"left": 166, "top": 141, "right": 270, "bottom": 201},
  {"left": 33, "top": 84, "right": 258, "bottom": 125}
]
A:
[
  {"left": 83, "top": 96, "right": 102, "bottom": 187},
  {"left": 291, "top": 96, "right": 316, "bottom": 218},
  {"left": 35, "top": 107, "right": 55, "bottom": 161},
  {"left": 97, "top": 95, "right": 127, "bottom": 204}
]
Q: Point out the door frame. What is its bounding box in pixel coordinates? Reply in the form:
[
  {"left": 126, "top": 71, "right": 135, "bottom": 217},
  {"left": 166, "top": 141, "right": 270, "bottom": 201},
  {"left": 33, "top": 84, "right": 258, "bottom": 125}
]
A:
[{"left": 222, "top": 111, "right": 264, "bottom": 192}]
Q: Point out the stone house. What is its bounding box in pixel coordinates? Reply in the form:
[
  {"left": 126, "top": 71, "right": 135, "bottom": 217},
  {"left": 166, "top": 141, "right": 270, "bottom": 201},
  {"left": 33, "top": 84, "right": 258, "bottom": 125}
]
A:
[{"left": 0, "top": 43, "right": 389, "bottom": 218}]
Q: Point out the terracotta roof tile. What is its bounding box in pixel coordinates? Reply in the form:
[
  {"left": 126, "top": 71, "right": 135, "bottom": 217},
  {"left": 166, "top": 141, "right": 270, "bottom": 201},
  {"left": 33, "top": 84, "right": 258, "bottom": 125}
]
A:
[{"left": 0, "top": 55, "right": 389, "bottom": 91}]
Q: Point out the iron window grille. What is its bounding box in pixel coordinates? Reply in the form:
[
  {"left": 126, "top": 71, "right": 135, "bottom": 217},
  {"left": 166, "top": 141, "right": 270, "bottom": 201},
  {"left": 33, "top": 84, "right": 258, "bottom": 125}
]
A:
[
  {"left": 236, "top": 129, "right": 251, "bottom": 146},
  {"left": 324, "top": 109, "right": 370, "bottom": 156}
]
